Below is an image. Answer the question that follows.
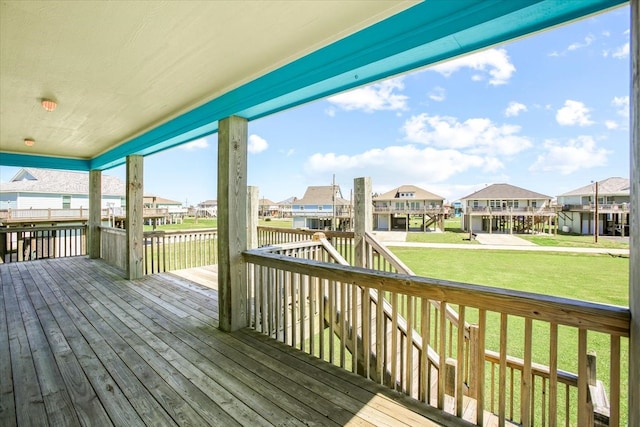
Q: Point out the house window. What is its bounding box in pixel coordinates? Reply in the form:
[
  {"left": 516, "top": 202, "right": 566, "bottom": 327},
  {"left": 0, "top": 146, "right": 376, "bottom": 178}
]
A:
[
  {"left": 513, "top": 201, "right": 519, "bottom": 208},
  {"left": 531, "top": 201, "right": 537, "bottom": 208},
  {"left": 473, "top": 200, "right": 479, "bottom": 208},
  {"left": 62, "top": 195, "right": 71, "bottom": 209}
]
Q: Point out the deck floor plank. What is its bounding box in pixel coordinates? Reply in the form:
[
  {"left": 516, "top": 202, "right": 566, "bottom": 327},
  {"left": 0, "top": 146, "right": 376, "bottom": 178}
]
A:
[
  {"left": 1, "top": 257, "right": 453, "bottom": 427},
  {"left": 27, "top": 260, "right": 180, "bottom": 427},
  {"left": 46, "top": 259, "right": 237, "bottom": 427},
  {"left": 5, "top": 265, "right": 50, "bottom": 426},
  {"left": 13, "top": 263, "right": 82, "bottom": 427},
  {"left": 64, "top": 260, "right": 269, "bottom": 427},
  {"left": 0, "top": 265, "right": 17, "bottom": 425},
  {"left": 70, "top": 259, "right": 337, "bottom": 427}
]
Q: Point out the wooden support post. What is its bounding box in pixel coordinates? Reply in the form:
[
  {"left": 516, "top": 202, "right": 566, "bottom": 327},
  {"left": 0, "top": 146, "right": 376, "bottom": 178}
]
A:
[
  {"left": 630, "top": 1, "right": 639, "bottom": 425},
  {"left": 218, "top": 116, "right": 248, "bottom": 332},
  {"left": 88, "top": 170, "right": 101, "bottom": 259},
  {"left": 126, "top": 155, "right": 144, "bottom": 279},
  {"left": 354, "top": 177, "right": 372, "bottom": 268},
  {"left": 247, "top": 186, "right": 258, "bottom": 250}
]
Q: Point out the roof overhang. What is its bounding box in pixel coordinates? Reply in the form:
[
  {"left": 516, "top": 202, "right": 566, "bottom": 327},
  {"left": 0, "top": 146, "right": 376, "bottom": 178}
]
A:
[{"left": 0, "top": 0, "right": 628, "bottom": 171}]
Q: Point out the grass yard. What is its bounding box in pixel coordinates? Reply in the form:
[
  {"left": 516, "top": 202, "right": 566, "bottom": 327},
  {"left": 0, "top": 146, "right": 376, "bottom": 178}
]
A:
[
  {"left": 389, "top": 246, "right": 629, "bottom": 424},
  {"left": 518, "top": 232, "right": 629, "bottom": 249}
]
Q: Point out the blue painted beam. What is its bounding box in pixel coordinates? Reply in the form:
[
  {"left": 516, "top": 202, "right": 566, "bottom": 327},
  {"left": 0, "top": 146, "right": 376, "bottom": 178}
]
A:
[{"left": 0, "top": 153, "right": 89, "bottom": 171}]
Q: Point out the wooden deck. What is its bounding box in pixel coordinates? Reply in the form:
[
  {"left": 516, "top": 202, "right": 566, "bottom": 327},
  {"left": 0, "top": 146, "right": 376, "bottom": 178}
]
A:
[{"left": 0, "top": 257, "right": 465, "bottom": 426}]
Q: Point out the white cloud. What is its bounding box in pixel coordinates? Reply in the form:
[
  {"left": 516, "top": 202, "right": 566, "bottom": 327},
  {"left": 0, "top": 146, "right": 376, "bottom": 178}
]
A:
[
  {"left": 612, "top": 42, "right": 629, "bottom": 59},
  {"left": 429, "top": 86, "right": 446, "bottom": 102},
  {"left": 556, "top": 100, "right": 594, "bottom": 126},
  {"left": 327, "top": 77, "right": 408, "bottom": 113},
  {"left": 430, "top": 48, "right": 515, "bottom": 86},
  {"left": 181, "top": 138, "right": 209, "bottom": 150},
  {"left": 248, "top": 134, "right": 268, "bottom": 154},
  {"left": 305, "top": 144, "right": 503, "bottom": 184},
  {"left": 612, "top": 96, "right": 629, "bottom": 118},
  {"left": 567, "top": 34, "right": 595, "bottom": 51},
  {"left": 529, "top": 136, "right": 610, "bottom": 175},
  {"left": 505, "top": 102, "right": 527, "bottom": 117},
  {"left": 605, "top": 120, "right": 619, "bottom": 130},
  {"left": 403, "top": 113, "right": 532, "bottom": 156}
]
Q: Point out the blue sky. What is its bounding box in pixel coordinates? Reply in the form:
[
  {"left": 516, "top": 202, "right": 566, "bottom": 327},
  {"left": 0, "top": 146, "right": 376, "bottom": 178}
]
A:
[{"left": 1, "top": 5, "right": 630, "bottom": 206}]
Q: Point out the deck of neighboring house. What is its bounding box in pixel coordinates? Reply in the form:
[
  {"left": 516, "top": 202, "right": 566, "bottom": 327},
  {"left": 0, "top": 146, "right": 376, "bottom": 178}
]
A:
[{"left": 1, "top": 257, "right": 466, "bottom": 427}]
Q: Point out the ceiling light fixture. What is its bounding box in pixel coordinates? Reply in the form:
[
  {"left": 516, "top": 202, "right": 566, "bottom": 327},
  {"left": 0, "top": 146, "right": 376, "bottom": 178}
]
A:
[
  {"left": 41, "top": 98, "right": 57, "bottom": 112},
  {"left": 24, "top": 138, "right": 35, "bottom": 147}
]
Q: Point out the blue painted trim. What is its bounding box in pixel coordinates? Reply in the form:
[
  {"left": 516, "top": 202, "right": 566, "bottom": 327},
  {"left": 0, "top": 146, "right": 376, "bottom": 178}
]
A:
[
  {"left": 0, "top": 153, "right": 89, "bottom": 171},
  {"left": 1, "top": 0, "right": 627, "bottom": 171}
]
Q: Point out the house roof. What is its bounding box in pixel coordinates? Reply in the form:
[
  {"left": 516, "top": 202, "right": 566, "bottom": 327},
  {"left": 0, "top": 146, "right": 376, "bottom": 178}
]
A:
[
  {"left": 259, "top": 198, "right": 276, "bottom": 206},
  {"left": 295, "top": 186, "right": 350, "bottom": 206},
  {"left": 1, "top": 1, "right": 626, "bottom": 171},
  {"left": 198, "top": 200, "right": 217, "bottom": 206},
  {"left": 144, "top": 195, "right": 182, "bottom": 206},
  {"left": 558, "top": 177, "right": 630, "bottom": 197},
  {"left": 374, "top": 185, "right": 444, "bottom": 201},
  {"left": 0, "top": 167, "right": 125, "bottom": 196},
  {"left": 460, "top": 183, "right": 551, "bottom": 200},
  {"left": 277, "top": 196, "right": 298, "bottom": 206}
]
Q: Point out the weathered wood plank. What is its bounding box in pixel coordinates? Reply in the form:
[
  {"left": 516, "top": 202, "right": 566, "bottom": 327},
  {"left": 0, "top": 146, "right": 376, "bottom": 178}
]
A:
[
  {"left": 0, "top": 266, "right": 17, "bottom": 426},
  {"left": 78, "top": 269, "right": 339, "bottom": 427},
  {"left": 13, "top": 264, "right": 81, "bottom": 427},
  {"left": 88, "top": 170, "right": 101, "bottom": 259},
  {"left": 29, "top": 262, "right": 147, "bottom": 426},
  {"left": 125, "top": 155, "right": 144, "bottom": 279},
  {"left": 630, "top": 2, "right": 639, "bottom": 426},
  {"left": 218, "top": 115, "right": 248, "bottom": 331},
  {"left": 5, "top": 266, "right": 49, "bottom": 426}
]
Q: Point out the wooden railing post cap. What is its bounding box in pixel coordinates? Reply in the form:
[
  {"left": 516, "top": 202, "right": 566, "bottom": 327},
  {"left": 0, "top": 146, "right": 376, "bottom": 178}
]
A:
[{"left": 312, "top": 232, "right": 326, "bottom": 241}]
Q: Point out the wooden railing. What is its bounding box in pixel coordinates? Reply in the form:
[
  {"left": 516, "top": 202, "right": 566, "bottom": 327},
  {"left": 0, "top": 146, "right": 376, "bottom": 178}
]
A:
[
  {"left": 100, "top": 227, "right": 127, "bottom": 270},
  {"left": 0, "top": 224, "right": 87, "bottom": 263},
  {"left": 143, "top": 228, "right": 218, "bottom": 274},
  {"left": 257, "top": 226, "right": 354, "bottom": 265},
  {"left": 244, "top": 235, "right": 629, "bottom": 426},
  {"left": 99, "top": 227, "right": 218, "bottom": 274}
]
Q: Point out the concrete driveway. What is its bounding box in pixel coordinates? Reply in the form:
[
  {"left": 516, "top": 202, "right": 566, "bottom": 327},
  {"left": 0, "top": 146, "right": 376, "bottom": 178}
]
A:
[{"left": 473, "top": 233, "right": 537, "bottom": 246}]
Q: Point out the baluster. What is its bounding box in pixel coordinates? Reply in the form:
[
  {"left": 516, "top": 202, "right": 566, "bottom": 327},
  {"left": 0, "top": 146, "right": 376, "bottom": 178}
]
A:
[
  {"left": 391, "top": 291, "right": 399, "bottom": 390},
  {"left": 610, "top": 335, "right": 620, "bottom": 427},
  {"left": 549, "top": 323, "right": 558, "bottom": 426},
  {"left": 438, "top": 301, "right": 446, "bottom": 409},
  {"left": 522, "top": 318, "right": 533, "bottom": 427},
  {"left": 456, "top": 305, "right": 466, "bottom": 418},
  {"left": 499, "top": 313, "right": 508, "bottom": 426},
  {"left": 406, "top": 295, "right": 414, "bottom": 397}
]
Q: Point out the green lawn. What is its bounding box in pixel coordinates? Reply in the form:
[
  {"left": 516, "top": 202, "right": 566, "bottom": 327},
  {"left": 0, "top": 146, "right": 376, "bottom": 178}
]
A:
[
  {"left": 518, "top": 232, "right": 629, "bottom": 249},
  {"left": 144, "top": 217, "right": 217, "bottom": 231}
]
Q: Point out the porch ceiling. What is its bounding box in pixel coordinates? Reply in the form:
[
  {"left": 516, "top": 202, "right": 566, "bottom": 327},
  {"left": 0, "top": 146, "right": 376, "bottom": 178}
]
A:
[{"left": 0, "top": 0, "right": 627, "bottom": 171}]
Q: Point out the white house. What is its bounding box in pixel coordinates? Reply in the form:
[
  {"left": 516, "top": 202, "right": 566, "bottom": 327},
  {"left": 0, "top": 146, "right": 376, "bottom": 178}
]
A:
[
  {"left": 372, "top": 184, "right": 445, "bottom": 232},
  {"left": 557, "top": 177, "right": 630, "bottom": 236},
  {"left": 460, "top": 183, "right": 555, "bottom": 234},
  {"left": 0, "top": 168, "right": 126, "bottom": 211}
]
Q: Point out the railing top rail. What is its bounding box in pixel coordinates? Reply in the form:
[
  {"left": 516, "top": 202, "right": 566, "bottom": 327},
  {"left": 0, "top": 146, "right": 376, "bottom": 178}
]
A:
[
  {"left": 0, "top": 224, "right": 87, "bottom": 232},
  {"left": 257, "top": 226, "right": 354, "bottom": 239},
  {"left": 143, "top": 228, "right": 218, "bottom": 237},
  {"left": 242, "top": 250, "right": 630, "bottom": 336}
]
